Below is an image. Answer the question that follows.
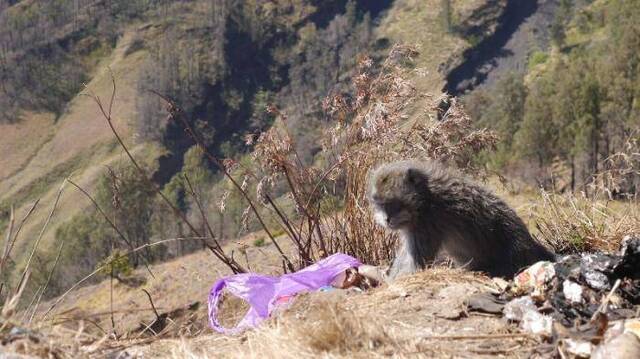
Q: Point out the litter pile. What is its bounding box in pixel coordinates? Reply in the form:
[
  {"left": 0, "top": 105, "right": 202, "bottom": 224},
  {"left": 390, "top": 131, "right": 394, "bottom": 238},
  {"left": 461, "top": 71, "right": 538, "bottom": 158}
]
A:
[
  {"left": 208, "top": 236, "right": 640, "bottom": 356},
  {"left": 468, "top": 235, "right": 640, "bottom": 358}
]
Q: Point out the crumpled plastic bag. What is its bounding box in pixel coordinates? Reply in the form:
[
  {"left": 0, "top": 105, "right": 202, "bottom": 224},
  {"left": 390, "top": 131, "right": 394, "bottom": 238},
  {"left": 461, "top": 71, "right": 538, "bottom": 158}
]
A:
[{"left": 208, "top": 253, "right": 361, "bottom": 335}]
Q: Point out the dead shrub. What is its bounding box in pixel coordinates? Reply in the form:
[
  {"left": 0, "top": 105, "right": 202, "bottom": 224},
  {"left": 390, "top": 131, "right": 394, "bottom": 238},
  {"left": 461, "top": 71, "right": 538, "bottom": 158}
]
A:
[
  {"left": 532, "top": 189, "right": 640, "bottom": 254},
  {"left": 533, "top": 135, "right": 640, "bottom": 254},
  {"left": 233, "top": 45, "right": 497, "bottom": 268},
  {"left": 588, "top": 136, "right": 640, "bottom": 200}
]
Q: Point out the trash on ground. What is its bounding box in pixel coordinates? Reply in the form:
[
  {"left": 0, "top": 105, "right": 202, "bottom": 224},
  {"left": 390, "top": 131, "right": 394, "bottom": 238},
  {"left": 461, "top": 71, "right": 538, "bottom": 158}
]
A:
[
  {"left": 512, "top": 260, "right": 555, "bottom": 301},
  {"left": 504, "top": 296, "right": 536, "bottom": 322},
  {"left": 481, "top": 234, "right": 640, "bottom": 357},
  {"left": 521, "top": 309, "right": 553, "bottom": 337},
  {"left": 562, "top": 279, "right": 584, "bottom": 304},
  {"left": 208, "top": 253, "right": 382, "bottom": 335},
  {"left": 560, "top": 338, "right": 593, "bottom": 358}
]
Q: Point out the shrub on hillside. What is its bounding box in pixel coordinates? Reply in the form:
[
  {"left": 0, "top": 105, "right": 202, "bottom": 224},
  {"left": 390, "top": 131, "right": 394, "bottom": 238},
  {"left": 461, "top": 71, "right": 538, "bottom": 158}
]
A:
[{"left": 212, "top": 45, "right": 497, "bottom": 269}]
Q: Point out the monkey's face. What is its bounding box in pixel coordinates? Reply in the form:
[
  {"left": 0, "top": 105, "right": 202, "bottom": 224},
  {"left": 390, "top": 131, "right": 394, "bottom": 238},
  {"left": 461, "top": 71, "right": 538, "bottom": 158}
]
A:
[
  {"left": 370, "top": 197, "right": 413, "bottom": 230},
  {"left": 368, "top": 167, "right": 423, "bottom": 230}
]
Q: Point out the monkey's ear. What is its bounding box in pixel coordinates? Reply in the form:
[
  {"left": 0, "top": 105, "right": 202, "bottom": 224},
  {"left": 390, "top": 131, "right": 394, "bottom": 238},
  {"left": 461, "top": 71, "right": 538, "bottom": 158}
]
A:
[{"left": 404, "top": 168, "right": 423, "bottom": 187}]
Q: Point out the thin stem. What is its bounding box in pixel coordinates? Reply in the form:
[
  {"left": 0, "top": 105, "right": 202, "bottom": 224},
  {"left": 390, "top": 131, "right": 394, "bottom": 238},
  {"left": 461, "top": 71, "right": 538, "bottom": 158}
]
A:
[
  {"left": 86, "top": 74, "right": 244, "bottom": 274},
  {"left": 1, "top": 200, "right": 39, "bottom": 273},
  {"left": 150, "top": 90, "right": 294, "bottom": 272},
  {"left": 67, "top": 178, "right": 155, "bottom": 279},
  {"left": 29, "top": 240, "right": 64, "bottom": 324},
  {"left": 183, "top": 174, "right": 245, "bottom": 273},
  {"left": 18, "top": 180, "right": 66, "bottom": 294},
  {"left": 43, "top": 237, "right": 198, "bottom": 321}
]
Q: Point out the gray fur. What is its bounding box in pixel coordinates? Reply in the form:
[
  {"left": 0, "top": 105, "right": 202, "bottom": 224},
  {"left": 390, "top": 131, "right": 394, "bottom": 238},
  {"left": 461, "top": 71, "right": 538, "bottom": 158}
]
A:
[{"left": 368, "top": 160, "right": 555, "bottom": 279}]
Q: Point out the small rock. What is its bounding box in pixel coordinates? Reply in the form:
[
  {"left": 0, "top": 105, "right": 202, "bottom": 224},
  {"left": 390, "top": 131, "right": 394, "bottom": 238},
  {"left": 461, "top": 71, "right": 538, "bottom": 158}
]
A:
[
  {"left": 465, "top": 292, "right": 506, "bottom": 314},
  {"left": 492, "top": 277, "right": 510, "bottom": 292},
  {"left": 582, "top": 269, "right": 611, "bottom": 290},
  {"left": 437, "top": 283, "right": 478, "bottom": 300},
  {"left": 436, "top": 308, "right": 465, "bottom": 320}
]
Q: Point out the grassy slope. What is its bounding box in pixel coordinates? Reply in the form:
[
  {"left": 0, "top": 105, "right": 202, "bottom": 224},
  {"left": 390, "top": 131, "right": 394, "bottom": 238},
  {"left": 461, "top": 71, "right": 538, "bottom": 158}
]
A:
[
  {"left": 0, "top": 0, "right": 490, "bottom": 274},
  {"left": 0, "top": 28, "right": 156, "bottom": 267},
  {"left": 37, "top": 237, "right": 538, "bottom": 358},
  {"left": 12, "top": 1, "right": 639, "bottom": 357},
  {"left": 525, "top": 0, "right": 609, "bottom": 86},
  {"left": 0, "top": 113, "right": 56, "bottom": 182},
  {"left": 376, "top": 0, "right": 486, "bottom": 94}
]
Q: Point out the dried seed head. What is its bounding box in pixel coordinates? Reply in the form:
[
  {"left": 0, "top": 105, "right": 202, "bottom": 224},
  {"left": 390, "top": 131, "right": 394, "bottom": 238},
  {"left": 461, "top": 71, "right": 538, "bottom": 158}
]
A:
[{"left": 219, "top": 191, "right": 230, "bottom": 213}]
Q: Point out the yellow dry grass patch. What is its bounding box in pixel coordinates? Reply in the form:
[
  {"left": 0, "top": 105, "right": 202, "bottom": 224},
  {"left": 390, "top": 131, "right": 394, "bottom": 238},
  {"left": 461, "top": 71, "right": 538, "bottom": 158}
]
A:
[
  {"left": 0, "top": 112, "right": 55, "bottom": 181},
  {"left": 40, "top": 233, "right": 291, "bottom": 337},
  {"left": 375, "top": 0, "right": 486, "bottom": 94}
]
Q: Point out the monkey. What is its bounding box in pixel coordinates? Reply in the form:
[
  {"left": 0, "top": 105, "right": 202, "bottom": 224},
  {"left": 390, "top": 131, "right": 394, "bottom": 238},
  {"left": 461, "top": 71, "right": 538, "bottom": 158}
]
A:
[{"left": 367, "top": 160, "right": 555, "bottom": 280}]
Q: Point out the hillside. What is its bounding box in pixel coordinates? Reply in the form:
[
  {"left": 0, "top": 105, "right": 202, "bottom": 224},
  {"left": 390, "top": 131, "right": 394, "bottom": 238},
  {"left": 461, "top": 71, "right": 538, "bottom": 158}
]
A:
[
  {"left": 1, "top": 0, "right": 640, "bottom": 358},
  {"left": 0, "top": 0, "right": 501, "bottom": 299},
  {"left": 0, "top": 25, "right": 153, "bottom": 291}
]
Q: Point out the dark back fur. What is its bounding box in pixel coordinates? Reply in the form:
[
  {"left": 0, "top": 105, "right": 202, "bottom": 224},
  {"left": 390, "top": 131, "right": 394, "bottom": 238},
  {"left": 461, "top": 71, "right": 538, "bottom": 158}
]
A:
[{"left": 368, "top": 160, "right": 555, "bottom": 279}]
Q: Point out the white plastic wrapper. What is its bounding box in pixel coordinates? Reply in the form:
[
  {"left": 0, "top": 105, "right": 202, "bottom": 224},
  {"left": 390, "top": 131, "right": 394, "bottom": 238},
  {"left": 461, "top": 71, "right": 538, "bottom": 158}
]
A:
[
  {"left": 521, "top": 309, "right": 553, "bottom": 337},
  {"left": 562, "top": 279, "right": 584, "bottom": 304},
  {"left": 504, "top": 296, "right": 536, "bottom": 322},
  {"left": 562, "top": 339, "right": 593, "bottom": 358}
]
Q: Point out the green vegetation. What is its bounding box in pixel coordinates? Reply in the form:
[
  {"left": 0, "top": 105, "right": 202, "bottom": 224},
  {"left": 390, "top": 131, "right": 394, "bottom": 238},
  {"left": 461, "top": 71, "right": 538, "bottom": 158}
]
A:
[
  {"left": 0, "top": 0, "right": 158, "bottom": 121},
  {"left": 135, "top": 0, "right": 374, "bottom": 168},
  {"left": 47, "top": 164, "right": 158, "bottom": 295},
  {"left": 0, "top": 151, "right": 87, "bottom": 220},
  {"left": 96, "top": 250, "right": 133, "bottom": 281},
  {"left": 527, "top": 50, "right": 549, "bottom": 69},
  {"left": 0, "top": 0, "right": 387, "bottom": 298},
  {"left": 467, "top": 0, "right": 640, "bottom": 193}
]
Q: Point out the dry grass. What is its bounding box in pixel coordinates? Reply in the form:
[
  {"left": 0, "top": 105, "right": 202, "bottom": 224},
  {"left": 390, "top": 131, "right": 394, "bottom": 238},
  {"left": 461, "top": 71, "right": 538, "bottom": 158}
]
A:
[
  {"left": 530, "top": 190, "right": 640, "bottom": 253},
  {"left": 142, "top": 268, "right": 538, "bottom": 359},
  {"left": 525, "top": 137, "right": 640, "bottom": 254},
  {"left": 0, "top": 233, "right": 543, "bottom": 358},
  {"left": 375, "top": 0, "right": 486, "bottom": 94},
  {"left": 2, "top": 1, "right": 638, "bottom": 358},
  {"left": 0, "top": 27, "right": 154, "bottom": 275},
  {"left": 238, "top": 297, "right": 389, "bottom": 358},
  {"left": 0, "top": 112, "right": 55, "bottom": 181}
]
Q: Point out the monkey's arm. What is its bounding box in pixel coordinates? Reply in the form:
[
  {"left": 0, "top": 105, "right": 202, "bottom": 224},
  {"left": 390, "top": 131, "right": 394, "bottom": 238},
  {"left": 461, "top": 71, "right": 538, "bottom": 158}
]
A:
[
  {"left": 387, "top": 246, "right": 417, "bottom": 280},
  {"left": 388, "top": 231, "right": 442, "bottom": 280}
]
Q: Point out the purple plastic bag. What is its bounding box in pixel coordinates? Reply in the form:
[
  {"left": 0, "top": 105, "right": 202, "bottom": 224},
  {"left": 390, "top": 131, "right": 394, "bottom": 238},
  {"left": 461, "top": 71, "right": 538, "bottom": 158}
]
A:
[{"left": 208, "top": 253, "right": 361, "bottom": 334}]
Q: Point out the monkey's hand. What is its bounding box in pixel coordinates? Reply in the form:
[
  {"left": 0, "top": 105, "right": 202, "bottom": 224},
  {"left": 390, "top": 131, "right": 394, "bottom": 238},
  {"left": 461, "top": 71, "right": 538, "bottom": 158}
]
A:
[{"left": 358, "top": 264, "right": 388, "bottom": 285}]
